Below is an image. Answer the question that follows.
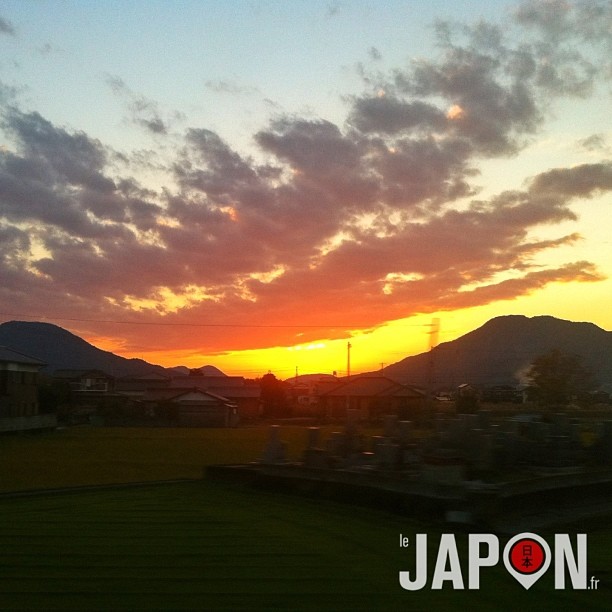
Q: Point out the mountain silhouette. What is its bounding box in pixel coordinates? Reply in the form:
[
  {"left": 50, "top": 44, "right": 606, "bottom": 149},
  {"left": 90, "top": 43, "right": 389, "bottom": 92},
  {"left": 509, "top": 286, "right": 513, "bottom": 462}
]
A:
[
  {"left": 2, "top": 316, "right": 610, "bottom": 389},
  {"left": 0, "top": 321, "right": 224, "bottom": 378},
  {"left": 381, "top": 315, "right": 612, "bottom": 391}
]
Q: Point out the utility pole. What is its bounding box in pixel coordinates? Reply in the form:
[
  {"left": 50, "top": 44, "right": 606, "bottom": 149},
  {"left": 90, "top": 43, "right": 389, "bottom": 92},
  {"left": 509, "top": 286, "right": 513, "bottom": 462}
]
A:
[
  {"left": 347, "top": 341, "right": 351, "bottom": 379},
  {"left": 426, "top": 318, "right": 440, "bottom": 402},
  {"left": 346, "top": 341, "right": 352, "bottom": 412}
]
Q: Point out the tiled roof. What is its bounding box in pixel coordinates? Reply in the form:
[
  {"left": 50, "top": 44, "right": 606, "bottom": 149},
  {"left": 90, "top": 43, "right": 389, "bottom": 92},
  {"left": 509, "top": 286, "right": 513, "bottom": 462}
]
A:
[
  {"left": 388, "top": 385, "right": 425, "bottom": 398},
  {"left": 321, "top": 376, "right": 424, "bottom": 398},
  {"left": 143, "top": 387, "right": 235, "bottom": 406},
  {"left": 170, "top": 376, "right": 245, "bottom": 388},
  {"left": 204, "top": 386, "right": 260, "bottom": 398},
  {"left": 166, "top": 376, "right": 260, "bottom": 398}
]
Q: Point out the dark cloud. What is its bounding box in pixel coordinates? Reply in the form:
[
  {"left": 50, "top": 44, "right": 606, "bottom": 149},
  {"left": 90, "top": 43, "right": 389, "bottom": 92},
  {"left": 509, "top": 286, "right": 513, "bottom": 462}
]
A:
[
  {"left": 0, "top": 107, "right": 165, "bottom": 243},
  {"left": 326, "top": 2, "right": 342, "bottom": 18},
  {"left": 438, "top": 262, "right": 604, "bottom": 311},
  {"left": 348, "top": 96, "right": 446, "bottom": 134},
  {"left": 0, "top": 0, "right": 610, "bottom": 354},
  {"left": 179, "top": 128, "right": 259, "bottom": 193},
  {"left": 256, "top": 118, "right": 360, "bottom": 174},
  {"left": 368, "top": 47, "right": 382, "bottom": 61},
  {"left": 0, "top": 81, "right": 19, "bottom": 105},
  {"left": 514, "top": 0, "right": 612, "bottom": 95},
  {"left": 515, "top": 0, "right": 612, "bottom": 44},
  {"left": 0, "top": 225, "right": 29, "bottom": 272},
  {"left": 373, "top": 137, "right": 474, "bottom": 207},
  {"left": 527, "top": 162, "right": 612, "bottom": 199},
  {"left": 2, "top": 108, "right": 114, "bottom": 192},
  {"left": 0, "top": 16, "right": 15, "bottom": 37},
  {"left": 382, "top": 2, "right": 611, "bottom": 158},
  {"left": 396, "top": 46, "right": 542, "bottom": 155},
  {"left": 577, "top": 134, "right": 610, "bottom": 153},
  {"left": 253, "top": 118, "right": 381, "bottom": 232}
]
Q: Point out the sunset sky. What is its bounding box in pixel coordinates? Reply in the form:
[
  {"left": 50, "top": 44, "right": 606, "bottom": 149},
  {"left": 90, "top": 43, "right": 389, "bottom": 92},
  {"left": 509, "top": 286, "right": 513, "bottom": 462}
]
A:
[{"left": 0, "top": 0, "right": 611, "bottom": 378}]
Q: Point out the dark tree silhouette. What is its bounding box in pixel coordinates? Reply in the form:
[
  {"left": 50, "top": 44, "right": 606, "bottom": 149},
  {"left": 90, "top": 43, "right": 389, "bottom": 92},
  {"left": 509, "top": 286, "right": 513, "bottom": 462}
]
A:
[
  {"left": 526, "top": 349, "right": 595, "bottom": 407},
  {"left": 37, "top": 378, "right": 71, "bottom": 415},
  {"left": 259, "top": 372, "right": 287, "bottom": 417}
]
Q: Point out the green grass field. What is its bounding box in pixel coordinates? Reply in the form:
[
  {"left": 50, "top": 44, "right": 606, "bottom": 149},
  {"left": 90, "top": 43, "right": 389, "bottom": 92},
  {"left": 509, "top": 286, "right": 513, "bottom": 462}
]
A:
[
  {"left": 0, "top": 424, "right": 389, "bottom": 491},
  {"left": 1, "top": 427, "right": 611, "bottom": 610},
  {"left": 0, "top": 425, "right": 319, "bottom": 492}
]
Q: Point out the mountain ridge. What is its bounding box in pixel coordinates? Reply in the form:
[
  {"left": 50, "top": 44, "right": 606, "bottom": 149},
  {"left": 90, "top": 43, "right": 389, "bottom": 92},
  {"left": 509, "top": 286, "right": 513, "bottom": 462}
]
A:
[
  {"left": 0, "top": 320, "right": 224, "bottom": 378},
  {"left": 380, "top": 314, "right": 612, "bottom": 390},
  {"left": 1, "top": 315, "right": 610, "bottom": 389}
]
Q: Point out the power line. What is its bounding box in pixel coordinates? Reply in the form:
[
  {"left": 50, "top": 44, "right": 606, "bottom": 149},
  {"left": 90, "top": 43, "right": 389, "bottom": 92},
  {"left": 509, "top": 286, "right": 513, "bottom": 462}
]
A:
[{"left": 0, "top": 311, "right": 430, "bottom": 329}]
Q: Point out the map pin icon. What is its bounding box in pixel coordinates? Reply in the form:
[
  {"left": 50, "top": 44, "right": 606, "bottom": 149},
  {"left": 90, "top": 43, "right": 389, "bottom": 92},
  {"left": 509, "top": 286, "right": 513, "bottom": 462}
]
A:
[{"left": 503, "top": 532, "right": 551, "bottom": 590}]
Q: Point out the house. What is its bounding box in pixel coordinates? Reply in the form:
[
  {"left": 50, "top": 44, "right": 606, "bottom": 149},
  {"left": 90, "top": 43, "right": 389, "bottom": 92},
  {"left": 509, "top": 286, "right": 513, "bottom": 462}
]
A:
[
  {"left": 0, "top": 346, "right": 56, "bottom": 432},
  {"left": 455, "top": 382, "right": 480, "bottom": 413},
  {"left": 114, "top": 372, "right": 172, "bottom": 398},
  {"left": 52, "top": 370, "right": 261, "bottom": 426},
  {"left": 142, "top": 387, "right": 238, "bottom": 427},
  {"left": 51, "top": 369, "right": 128, "bottom": 424},
  {"left": 286, "top": 374, "right": 340, "bottom": 416},
  {"left": 114, "top": 373, "right": 261, "bottom": 421},
  {"left": 481, "top": 384, "right": 522, "bottom": 404},
  {"left": 168, "top": 375, "right": 261, "bottom": 420},
  {"left": 320, "top": 376, "right": 425, "bottom": 421},
  {"left": 53, "top": 369, "right": 115, "bottom": 394}
]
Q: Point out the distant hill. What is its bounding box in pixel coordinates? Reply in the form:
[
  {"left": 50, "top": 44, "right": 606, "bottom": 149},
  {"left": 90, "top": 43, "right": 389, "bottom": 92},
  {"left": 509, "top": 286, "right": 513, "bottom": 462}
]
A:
[
  {"left": 284, "top": 373, "right": 339, "bottom": 384},
  {"left": 187, "top": 365, "right": 227, "bottom": 377},
  {"left": 3, "top": 316, "right": 610, "bottom": 390},
  {"left": 380, "top": 315, "right": 612, "bottom": 391},
  {"left": 0, "top": 321, "right": 224, "bottom": 378}
]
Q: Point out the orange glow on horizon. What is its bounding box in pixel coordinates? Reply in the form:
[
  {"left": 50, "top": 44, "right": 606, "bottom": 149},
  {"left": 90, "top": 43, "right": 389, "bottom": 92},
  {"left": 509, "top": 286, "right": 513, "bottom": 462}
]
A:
[{"left": 87, "top": 274, "right": 612, "bottom": 380}]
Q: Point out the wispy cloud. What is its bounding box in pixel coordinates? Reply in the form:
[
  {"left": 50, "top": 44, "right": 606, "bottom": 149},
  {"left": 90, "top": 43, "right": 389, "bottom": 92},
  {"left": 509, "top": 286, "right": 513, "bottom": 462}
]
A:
[
  {"left": 0, "top": 16, "right": 15, "bottom": 37},
  {"left": 105, "top": 74, "right": 171, "bottom": 135},
  {"left": 368, "top": 47, "right": 382, "bottom": 61},
  {"left": 0, "top": 0, "right": 610, "bottom": 354},
  {"left": 578, "top": 133, "right": 611, "bottom": 153},
  {"left": 204, "top": 79, "right": 259, "bottom": 96}
]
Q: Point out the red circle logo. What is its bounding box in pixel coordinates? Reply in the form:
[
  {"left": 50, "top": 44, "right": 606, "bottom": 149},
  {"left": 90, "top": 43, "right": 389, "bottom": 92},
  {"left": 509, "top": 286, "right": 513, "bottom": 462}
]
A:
[{"left": 508, "top": 538, "right": 546, "bottom": 575}]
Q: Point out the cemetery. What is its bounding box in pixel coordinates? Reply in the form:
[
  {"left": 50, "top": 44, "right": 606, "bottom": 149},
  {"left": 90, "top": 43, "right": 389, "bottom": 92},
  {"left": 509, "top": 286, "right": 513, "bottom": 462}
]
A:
[
  {"left": 208, "top": 410, "right": 612, "bottom": 532},
  {"left": 3, "top": 424, "right": 612, "bottom": 609}
]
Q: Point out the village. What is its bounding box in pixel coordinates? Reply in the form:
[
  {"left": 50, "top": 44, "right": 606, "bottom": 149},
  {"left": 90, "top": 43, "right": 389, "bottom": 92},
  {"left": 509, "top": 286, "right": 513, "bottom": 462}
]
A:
[
  {"left": 3, "top": 341, "right": 609, "bottom": 433},
  {"left": 4, "top": 342, "right": 612, "bottom": 522}
]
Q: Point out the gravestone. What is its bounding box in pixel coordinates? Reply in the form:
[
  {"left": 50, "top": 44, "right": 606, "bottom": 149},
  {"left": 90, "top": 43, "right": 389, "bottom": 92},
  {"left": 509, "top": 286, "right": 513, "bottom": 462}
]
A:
[{"left": 262, "top": 425, "right": 287, "bottom": 464}]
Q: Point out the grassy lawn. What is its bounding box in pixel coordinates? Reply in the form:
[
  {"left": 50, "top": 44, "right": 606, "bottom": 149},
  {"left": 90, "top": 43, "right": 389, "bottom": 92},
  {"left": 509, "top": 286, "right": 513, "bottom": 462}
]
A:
[
  {"left": 1, "top": 427, "right": 611, "bottom": 610},
  {"left": 0, "top": 425, "right": 327, "bottom": 492},
  {"left": 0, "top": 481, "right": 411, "bottom": 611},
  {"left": 1, "top": 481, "right": 611, "bottom": 611}
]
